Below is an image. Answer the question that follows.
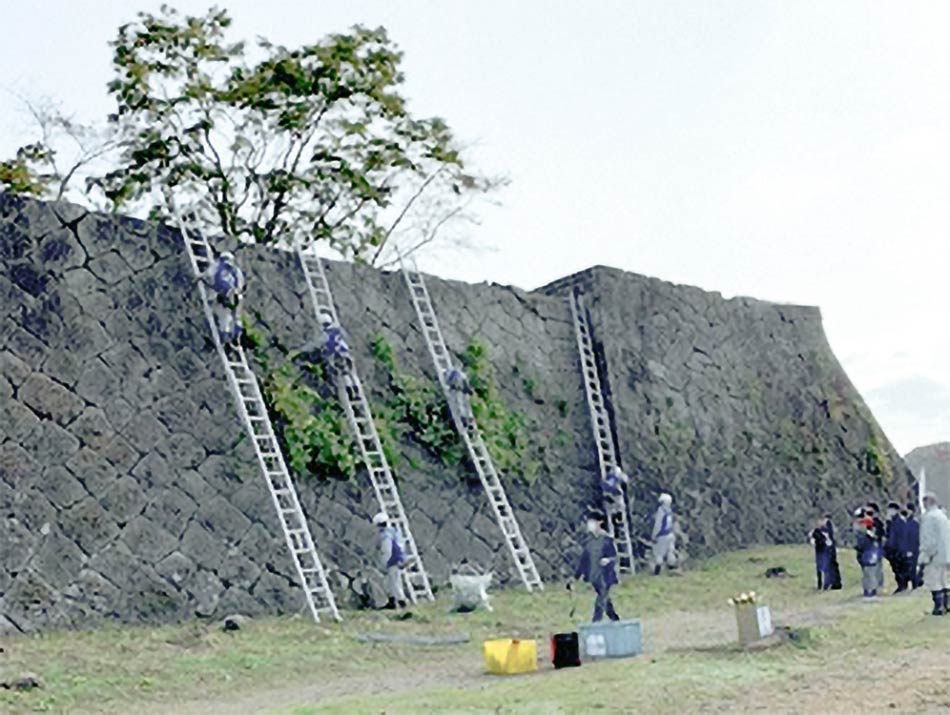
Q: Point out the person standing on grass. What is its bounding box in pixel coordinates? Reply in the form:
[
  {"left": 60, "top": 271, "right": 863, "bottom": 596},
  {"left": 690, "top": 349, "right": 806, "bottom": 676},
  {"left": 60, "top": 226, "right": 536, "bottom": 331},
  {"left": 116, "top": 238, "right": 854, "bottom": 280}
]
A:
[
  {"left": 572, "top": 509, "right": 620, "bottom": 622},
  {"left": 884, "top": 502, "right": 909, "bottom": 593},
  {"left": 865, "top": 502, "right": 886, "bottom": 592},
  {"left": 809, "top": 517, "right": 834, "bottom": 590},
  {"left": 917, "top": 492, "right": 950, "bottom": 616},
  {"left": 372, "top": 512, "right": 408, "bottom": 610},
  {"left": 854, "top": 509, "right": 882, "bottom": 599},
  {"left": 822, "top": 513, "right": 843, "bottom": 590},
  {"left": 652, "top": 493, "right": 677, "bottom": 575},
  {"left": 905, "top": 503, "right": 922, "bottom": 589}
]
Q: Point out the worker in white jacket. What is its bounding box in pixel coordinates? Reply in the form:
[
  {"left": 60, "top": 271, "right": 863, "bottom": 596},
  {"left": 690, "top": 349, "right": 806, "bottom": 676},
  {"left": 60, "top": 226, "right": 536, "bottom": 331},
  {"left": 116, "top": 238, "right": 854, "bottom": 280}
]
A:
[
  {"left": 651, "top": 493, "right": 677, "bottom": 575},
  {"left": 918, "top": 492, "right": 950, "bottom": 616}
]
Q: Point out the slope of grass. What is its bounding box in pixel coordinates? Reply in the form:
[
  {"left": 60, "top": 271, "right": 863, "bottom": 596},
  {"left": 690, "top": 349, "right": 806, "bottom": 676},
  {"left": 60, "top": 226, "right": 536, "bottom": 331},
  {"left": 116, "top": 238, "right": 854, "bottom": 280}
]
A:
[{"left": 2, "top": 544, "right": 947, "bottom": 715}]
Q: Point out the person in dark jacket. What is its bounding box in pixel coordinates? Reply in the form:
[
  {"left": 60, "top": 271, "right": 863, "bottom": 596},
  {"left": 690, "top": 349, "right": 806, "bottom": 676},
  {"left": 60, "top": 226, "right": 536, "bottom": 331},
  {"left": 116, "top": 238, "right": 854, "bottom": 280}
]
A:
[
  {"left": 822, "top": 513, "right": 843, "bottom": 589},
  {"left": 906, "top": 503, "right": 922, "bottom": 589},
  {"left": 854, "top": 510, "right": 883, "bottom": 598},
  {"left": 885, "top": 502, "right": 909, "bottom": 593},
  {"left": 809, "top": 517, "right": 834, "bottom": 590},
  {"left": 573, "top": 509, "right": 620, "bottom": 622}
]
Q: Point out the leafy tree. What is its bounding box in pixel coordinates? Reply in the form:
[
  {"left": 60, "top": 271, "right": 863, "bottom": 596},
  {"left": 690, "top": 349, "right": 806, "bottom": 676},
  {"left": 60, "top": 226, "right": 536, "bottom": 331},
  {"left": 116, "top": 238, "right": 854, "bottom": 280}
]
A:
[
  {"left": 0, "top": 96, "right": 118, "bottom": 205},
  {"left": 1, "top": 5, "right": 502, "bottom": 263},
  {"left": 0, "top": 143, "right": 56, "bottom": 197},
  {"left": 96, "top": 5, "right": 502, "bottom": 262}
]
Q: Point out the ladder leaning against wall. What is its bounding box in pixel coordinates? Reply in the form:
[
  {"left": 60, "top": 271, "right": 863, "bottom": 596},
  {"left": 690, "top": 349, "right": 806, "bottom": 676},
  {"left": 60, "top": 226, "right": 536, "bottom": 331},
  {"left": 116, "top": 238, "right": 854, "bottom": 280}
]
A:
[
  {"left": 165, "top": 198, "right": 340, "bottom": 623},
  {"left": 296, "top": 246, "right": 434, "bottom": 604},
  {"left": 401, "top": 262, "right": 544, "bottom": 592},
  {"left": 568, "top": 290, "right": 635, "bottom": 574}
]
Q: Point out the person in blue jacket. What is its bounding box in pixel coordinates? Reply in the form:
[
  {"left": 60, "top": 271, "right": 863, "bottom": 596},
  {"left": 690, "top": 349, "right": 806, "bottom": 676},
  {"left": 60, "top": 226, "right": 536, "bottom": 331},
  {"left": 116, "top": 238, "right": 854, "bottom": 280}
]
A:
[
  {"left": 884, "top": 502, "right": 909, "bottom": 593},
  {"left": 572, "top": 509, "right": 620, "bottom": 622},
  {"left": 854, "top": 509, "right": 883, "bottom": 598}
]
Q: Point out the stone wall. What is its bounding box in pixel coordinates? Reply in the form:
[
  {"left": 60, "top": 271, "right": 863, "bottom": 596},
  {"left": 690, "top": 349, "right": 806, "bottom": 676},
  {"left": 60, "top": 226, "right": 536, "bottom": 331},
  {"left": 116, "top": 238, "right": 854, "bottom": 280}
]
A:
[{"left": 0, "top": 193, "right": 910, "bottom": 632}]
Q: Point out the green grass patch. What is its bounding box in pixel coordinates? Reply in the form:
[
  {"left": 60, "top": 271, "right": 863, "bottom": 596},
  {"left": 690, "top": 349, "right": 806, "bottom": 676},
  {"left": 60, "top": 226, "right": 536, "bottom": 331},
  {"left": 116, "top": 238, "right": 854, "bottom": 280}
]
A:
[{"left": 6, "top": 544, "right": 948, "bottom": 715}]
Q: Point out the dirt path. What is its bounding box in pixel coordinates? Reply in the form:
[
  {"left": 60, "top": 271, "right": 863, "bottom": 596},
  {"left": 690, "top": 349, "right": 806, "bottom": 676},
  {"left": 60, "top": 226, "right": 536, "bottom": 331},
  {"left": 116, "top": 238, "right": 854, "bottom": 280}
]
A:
[{"left": 125, "top": 594, "right": 890, "bottom": 715}]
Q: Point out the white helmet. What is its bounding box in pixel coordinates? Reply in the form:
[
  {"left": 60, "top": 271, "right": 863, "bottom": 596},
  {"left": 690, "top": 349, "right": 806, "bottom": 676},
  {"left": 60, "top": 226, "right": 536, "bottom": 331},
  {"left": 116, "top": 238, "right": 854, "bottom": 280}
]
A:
[
  {"left": 319, "top": 311, "right": 334, "bottom": 326},
  {"left": 659, "top": 493, "right": 672, "bottom": 506},
  {"left": 372, "top": 512, "right": 388, "bottom": 526},
  {"left": 221, "top": 250, "right": 235, "bottom": 261}
]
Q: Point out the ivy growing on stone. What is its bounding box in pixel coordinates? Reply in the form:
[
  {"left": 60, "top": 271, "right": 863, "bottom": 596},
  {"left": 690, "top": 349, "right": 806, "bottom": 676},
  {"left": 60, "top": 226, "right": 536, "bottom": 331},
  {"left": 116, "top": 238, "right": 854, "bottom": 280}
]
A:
[
  {"left": 244, "top": 317, "right": 359, "bottom": 480},
  {"left": 369, "top": 335, "right": 462, "bottom": 467},
  {"left": 461, "top": 340, "right": 542, "bottom": 484}
]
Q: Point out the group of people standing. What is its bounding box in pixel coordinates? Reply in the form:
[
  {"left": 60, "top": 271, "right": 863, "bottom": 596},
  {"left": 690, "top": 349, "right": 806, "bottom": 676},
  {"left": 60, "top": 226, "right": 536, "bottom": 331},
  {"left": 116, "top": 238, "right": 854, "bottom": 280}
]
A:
[{"left": 812, "top": 493, "right": 950, "bottom": 616}]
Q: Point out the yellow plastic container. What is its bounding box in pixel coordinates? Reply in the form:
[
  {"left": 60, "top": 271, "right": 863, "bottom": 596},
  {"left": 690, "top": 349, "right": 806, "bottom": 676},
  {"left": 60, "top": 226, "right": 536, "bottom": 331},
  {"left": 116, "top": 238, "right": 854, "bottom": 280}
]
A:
[{"left": 482, "top": 638, "right": 538, "bottom": 675}]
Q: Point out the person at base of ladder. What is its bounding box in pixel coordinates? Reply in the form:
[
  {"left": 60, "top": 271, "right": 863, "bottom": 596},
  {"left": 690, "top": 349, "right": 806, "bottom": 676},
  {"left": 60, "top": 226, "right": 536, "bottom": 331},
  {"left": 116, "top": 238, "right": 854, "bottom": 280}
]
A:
[
  {"left": 201, "top": 251, "right": 244, "bottom": 344},
  {"left": 317, "top": 311, "right": 356, "bottom": 399},
  {"left": 444, "top": 366, "right": 474, "bottom": 428},
  {"left": 652, "top": 493, "right": 677, "bottom": 575},
  {"left": 918, "top": 492, "right": 950, "bottom": 616},
  {"left": 571, "top": 509, "right": 620, "bottom": 622},
  {"left": 602, "top": 466, "right": 629, "bottom": 527},
  {"left": 372, "top": 512, "right": 408, "bottom": 610}
]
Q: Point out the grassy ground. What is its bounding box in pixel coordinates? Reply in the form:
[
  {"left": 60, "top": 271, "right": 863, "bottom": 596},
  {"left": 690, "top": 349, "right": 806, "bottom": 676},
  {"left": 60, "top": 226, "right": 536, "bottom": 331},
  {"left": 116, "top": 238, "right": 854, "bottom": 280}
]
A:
[{"left": 2, "top": 544, "right": 949, "bottom": 714}]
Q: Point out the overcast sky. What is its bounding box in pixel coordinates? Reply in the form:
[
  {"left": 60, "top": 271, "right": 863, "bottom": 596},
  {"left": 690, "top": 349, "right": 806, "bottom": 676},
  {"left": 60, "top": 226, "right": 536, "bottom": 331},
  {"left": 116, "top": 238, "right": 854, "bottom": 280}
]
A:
[{"left": 2, "top": 1, "right": 948, "bottom": 456}]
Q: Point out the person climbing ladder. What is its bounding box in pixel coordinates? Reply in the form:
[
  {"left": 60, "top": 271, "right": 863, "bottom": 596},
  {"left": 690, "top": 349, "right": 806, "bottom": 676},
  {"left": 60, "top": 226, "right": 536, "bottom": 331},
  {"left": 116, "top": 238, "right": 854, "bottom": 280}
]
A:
[{"left": 200, "top": 250, "right": 244, "bottom": 344}]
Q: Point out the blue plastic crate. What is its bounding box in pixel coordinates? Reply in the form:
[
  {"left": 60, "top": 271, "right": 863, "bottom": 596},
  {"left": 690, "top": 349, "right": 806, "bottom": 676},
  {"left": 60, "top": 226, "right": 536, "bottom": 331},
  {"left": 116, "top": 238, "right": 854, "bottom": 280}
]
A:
[{"left": 578, "top": 619, "right": 642, "bottom": 659}]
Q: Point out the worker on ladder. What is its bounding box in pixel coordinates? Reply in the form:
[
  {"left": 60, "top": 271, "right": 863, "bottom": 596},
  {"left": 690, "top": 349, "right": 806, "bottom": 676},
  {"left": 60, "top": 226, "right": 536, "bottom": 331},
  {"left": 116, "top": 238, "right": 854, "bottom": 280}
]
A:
[
  {"left": 317, "top": 311, "right": 356, "bottom": 399},
  {"left": 372, "top": 512, "right": 408, "bottom": 610},
  {"left": 602, "top": 465, "right": 629, "bottom": 528},
  {"left": 444, "top": 366, "right": 475, "bottom": 428},
  {"left": 201, "top": 250, "right": 244, "bottom": 345}
]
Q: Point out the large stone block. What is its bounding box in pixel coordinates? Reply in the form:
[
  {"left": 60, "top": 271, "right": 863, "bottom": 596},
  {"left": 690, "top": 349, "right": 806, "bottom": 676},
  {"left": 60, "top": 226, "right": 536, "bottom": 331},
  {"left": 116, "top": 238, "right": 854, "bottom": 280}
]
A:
[
  {"left": 59, "top": 498, "right": 120, "bottom": 555},
  {"left": 1, "top": 570, "right": 67, "bottom": 633},
  {"left": 42, "top": 465, "right": 89, "bottom": 509},
  {"left": 0, "top": 442, "right": 40, "bottom": 488},
  {"left": 0, "top": 517, "right": 37, "bottom": 577},
  {"left": 155, "top": 432, "right": 206, "bottom": 470},
  {"left": 123, "top": 410, "right": 171, "bottom": 455},
  {"left": 195, "top": 496, "right": 253, "bottom": 544},
  {"left": 70, "top": 407, "right": 115, "bottom": 451},
  {"left": 61, "top": 568, "right": 121, "bottom": 620},
  {"left": 12, "top": 372, "right": 84, "bottom": 434},
  {"left": 143, "top": 486, "right": 198, "bottom": 539},
  {"left": 0, "top": 349, "right": 31, "bottom": 386},
  {"left": 100, "top": 476, "right": 148, "bottom": 525},
  {"left": 155, "top": 551, "right": 197, "bottom": 587},
  {"left": 119, "top": 515, "right": 179, "bottom": 564},
  {"left": 21, "top": 420, "right": 81, "bottom": 464},
  {"left": 0, "top": 399, "right": 42, "bottom": 444},
  {"left": 29, "top": 528, "right": 87, "bottom": 591},
  {"left": 74, "top": 359, "right": 117, "bottom": 406},
  {"left": 179, "top": 521, "right": 229, "bottom": 572},
  {"left": 65, "top": 447, "right": 122, "bottom": 495},
  {"left": 38, "top": 227, "right": 87, "bottom": 271}
]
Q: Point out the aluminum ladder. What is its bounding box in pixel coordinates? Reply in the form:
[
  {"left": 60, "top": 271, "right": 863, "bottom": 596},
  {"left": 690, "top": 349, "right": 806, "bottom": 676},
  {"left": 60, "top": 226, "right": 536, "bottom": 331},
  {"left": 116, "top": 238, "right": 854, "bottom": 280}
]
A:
[
  {"left": 568, "top": 290, "right": 635, "bottom": 573},
  {"left": 296, "top": 247, "right": 434, "bottom": 603},
  {"left": 167, "top": 201, "right": 340, "bottom": 622},
  {"left": 401, "top": 264, "right": 543, "bottom": 591}
]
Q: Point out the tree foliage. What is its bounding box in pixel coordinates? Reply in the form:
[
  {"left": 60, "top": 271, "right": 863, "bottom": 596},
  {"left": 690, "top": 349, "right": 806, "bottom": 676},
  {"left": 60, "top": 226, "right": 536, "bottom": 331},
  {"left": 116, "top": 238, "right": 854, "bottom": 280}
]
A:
[
  {"left": 94, "top": 5, "right": 502, "bottom": 261},
  {"left": 1, "top": 5, "right": 502, "bottom": 262}
]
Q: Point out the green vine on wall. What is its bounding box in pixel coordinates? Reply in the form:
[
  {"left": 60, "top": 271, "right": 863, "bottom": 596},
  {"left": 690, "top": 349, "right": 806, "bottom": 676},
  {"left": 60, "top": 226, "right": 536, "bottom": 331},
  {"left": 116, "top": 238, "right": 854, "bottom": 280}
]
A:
[
  {"left": 243, "top": 316, "right": 360, "bottom": 480},
  {"left": 370, "top": 336, "right": 463, "bottom": 467},
  {"left": 461, "top": 340, "right": 542, "bottom": 484}
]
